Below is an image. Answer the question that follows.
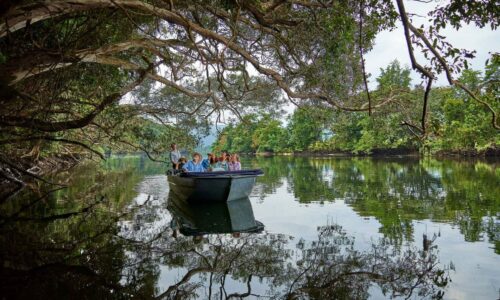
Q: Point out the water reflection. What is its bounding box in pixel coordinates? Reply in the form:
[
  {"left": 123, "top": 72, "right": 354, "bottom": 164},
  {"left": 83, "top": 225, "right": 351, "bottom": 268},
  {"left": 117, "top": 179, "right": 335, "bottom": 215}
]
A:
[
  {"left": 0, "top": 155, "right": 498, "bottom": 299},
  {"left": 150, "top": 226, "right": 450, "bottom": 299},
  {"left": 167, "top": 195, "right": 264, "bottom": 236},
  {"left": 247, "top": 156, "right": 499, "bottom": 252}
]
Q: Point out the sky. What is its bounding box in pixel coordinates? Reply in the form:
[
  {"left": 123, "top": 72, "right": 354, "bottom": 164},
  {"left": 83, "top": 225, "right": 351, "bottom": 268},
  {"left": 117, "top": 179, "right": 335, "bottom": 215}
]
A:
[{"left": 364, "top": 0, "right": 500, "bottom": 89}]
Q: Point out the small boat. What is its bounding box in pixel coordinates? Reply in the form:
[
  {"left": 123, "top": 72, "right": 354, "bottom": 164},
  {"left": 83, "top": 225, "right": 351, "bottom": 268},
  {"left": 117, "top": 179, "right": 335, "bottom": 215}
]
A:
[
  {"left": 167, "top": 194, "right": 264, "bottom": 236},
  {"left": 167, "top": 169, "right": 263, "bottom": 203}
]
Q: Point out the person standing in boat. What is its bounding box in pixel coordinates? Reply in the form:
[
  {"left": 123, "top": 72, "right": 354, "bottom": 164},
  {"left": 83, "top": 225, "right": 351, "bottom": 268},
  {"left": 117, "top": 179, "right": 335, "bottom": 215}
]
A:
[
  {"left": 228, "top": 153, "right": 241, "bottom": 171},
  {"left": 183, "top": 152, "right": 206, "bottom": 172},
  {"left": 170, "top": 143, "right": 181, "bottom": 170}
]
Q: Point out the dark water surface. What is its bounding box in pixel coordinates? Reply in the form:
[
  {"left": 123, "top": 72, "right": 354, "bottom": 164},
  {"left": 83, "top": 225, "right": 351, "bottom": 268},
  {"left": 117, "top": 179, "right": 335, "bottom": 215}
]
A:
[{"left": 1, "top": 155, "right": 498, "bottom": 299}]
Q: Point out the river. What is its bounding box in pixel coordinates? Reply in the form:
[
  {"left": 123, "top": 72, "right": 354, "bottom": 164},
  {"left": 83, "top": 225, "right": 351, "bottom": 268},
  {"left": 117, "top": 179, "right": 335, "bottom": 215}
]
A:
[{"left": 0, "top": 155, "right": 498, "bottom": 299}]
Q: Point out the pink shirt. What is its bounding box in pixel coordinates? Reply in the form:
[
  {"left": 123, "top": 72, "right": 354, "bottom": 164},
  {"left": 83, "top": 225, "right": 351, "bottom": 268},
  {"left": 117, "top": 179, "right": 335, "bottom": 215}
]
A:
[{"left": 228, "top": 161, "right": 241, "bottom": 171}]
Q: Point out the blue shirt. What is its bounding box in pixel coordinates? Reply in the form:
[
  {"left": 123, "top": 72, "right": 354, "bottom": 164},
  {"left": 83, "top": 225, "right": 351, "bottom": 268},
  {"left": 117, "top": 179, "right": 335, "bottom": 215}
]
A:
[
  {"left": 201, "top": 158, "right": 210, "bottom": 169},
  {"left": 183, "top": 160, "right": 206, "bottom": 172}
]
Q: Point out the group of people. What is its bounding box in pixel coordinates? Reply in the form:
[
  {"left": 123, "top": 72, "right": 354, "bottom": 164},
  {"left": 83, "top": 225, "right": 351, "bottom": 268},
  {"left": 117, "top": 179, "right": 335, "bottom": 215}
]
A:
[{"left": 169, "top": 144, "right": 241, "bottom": 173}]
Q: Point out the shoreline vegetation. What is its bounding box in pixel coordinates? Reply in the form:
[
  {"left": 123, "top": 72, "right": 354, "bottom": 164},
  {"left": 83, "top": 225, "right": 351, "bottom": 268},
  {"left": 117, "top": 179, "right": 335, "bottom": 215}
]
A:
[
  {"left": 211, "top": 62, "right": 498, "bottom": 161},
  {"left": 2, "top": 147, "right": 497, "bottom": 200},
  {"left": 12, "top": 146, "right": 500, "bottom": 178},
  {"left": 252, "top": 146, "right": 500, "bottom": 157}
]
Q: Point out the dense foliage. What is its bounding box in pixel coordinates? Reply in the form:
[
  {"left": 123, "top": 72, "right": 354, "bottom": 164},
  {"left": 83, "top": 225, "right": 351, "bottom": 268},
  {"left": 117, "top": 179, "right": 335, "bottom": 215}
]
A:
[
  {"left": 0, "top": 0, "right": 498, "bottom": 187},
  {"left": 213, "top": 60, "right": 499, "bottom": 154}
]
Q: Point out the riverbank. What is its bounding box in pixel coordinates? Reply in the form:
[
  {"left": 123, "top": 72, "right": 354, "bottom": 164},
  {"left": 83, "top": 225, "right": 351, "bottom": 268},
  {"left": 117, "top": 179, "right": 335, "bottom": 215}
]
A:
[
  {"left": 252, "top": 145, "right": 500, "bottom": 158},
  {"left": 0, "top": 154, "right": 84, "bottom": 199},
  {"left": 292, "top": 148, "right": 419, "bottom": 157},
  {"left": 433, "top": 146, "right": 500, "bottom": 157}
]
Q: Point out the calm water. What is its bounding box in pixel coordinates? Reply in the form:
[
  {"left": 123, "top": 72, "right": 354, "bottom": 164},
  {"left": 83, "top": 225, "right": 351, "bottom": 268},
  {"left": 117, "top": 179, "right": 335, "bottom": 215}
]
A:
[{"left": 0, "top": 155, "right": 498, "bottom": 299}]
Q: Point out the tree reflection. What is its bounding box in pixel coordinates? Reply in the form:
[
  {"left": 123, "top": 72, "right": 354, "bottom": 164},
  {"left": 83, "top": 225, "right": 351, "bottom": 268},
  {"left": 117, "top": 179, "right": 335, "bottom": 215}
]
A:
[
  {"left": 0, "top": 157, "right": 160, "bottom": 299},
  {"left": 285, "top": 226, "right": 450, "bottom": 300},
  {"left": 242, "top": 156, "right": 290, "bottom": 199},
  {"left": 0, "top": 218, "right": 453, "bottom": 299},
  {"left": 1, "top": 165, "right": 452, "bottom": 299},
  {"left": 129, "top": 222, "right": 451, "bottom": 299},
  {"left": 251, "top": 156, "right": 499, "bottom": 252},
  {"left": 2, "top": 155, "right": 496, "bottom": 298},
  {"left": 119, "top": 209, "right": 451, "bottom": 300}
]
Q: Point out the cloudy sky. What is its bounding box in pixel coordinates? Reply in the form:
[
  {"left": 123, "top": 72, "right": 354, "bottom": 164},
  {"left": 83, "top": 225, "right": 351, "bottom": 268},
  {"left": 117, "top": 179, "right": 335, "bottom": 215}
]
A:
[{"left": 364, "top": 0, "right": 500, "bottom": 89}]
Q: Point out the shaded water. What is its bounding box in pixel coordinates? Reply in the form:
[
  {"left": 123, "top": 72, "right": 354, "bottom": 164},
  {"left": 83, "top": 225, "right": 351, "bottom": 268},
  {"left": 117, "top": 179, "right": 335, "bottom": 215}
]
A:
[{"left": 0, "top": 155, "right": 498, "bottom": 299}]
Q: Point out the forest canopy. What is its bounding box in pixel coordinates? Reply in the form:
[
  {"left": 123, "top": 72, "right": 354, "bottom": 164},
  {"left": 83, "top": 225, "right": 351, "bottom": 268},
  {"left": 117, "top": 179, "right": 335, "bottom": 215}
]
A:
[{"left": 0, "top": 0, "right": 499, "bottom": 184}]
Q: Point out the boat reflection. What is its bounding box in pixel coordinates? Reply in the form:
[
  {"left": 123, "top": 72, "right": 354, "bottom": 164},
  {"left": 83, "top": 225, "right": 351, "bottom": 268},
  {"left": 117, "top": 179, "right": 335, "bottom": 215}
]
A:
[{"left": 167, "top": 193, "right": 264, "bottom": 236}]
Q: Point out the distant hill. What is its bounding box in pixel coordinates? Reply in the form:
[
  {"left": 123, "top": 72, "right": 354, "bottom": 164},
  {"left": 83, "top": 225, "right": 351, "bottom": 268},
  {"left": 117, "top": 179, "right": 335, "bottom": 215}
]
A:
[{"left": 195, "top": 124, "right": 225, "bottom": 153}]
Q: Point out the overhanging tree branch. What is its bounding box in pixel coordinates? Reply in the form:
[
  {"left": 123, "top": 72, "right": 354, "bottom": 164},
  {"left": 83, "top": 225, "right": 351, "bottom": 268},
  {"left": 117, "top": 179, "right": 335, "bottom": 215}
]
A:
[
  {"left": 1, "top": 0, "right": 380, "bottom": 113},
  {"left": 0, "top": 67, "right": 149, "bottom": 131},
  {"left": 0, "top": 136, "right": 105, "bottom": 159},
  {"left": 396, "top": 0, "right": 499, "bottom": 130}
]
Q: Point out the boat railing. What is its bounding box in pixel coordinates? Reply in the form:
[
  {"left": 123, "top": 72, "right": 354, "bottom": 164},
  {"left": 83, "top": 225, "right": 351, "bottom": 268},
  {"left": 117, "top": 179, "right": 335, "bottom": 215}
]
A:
[{"left": 178, "top": 169, "right": 263, "bottom": 178}]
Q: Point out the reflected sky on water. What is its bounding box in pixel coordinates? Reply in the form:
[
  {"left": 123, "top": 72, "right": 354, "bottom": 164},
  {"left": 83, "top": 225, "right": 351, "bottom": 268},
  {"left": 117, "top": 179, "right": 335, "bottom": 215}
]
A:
[{"left": 0, "top": 155, "right": 498, "bottom": 299}]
